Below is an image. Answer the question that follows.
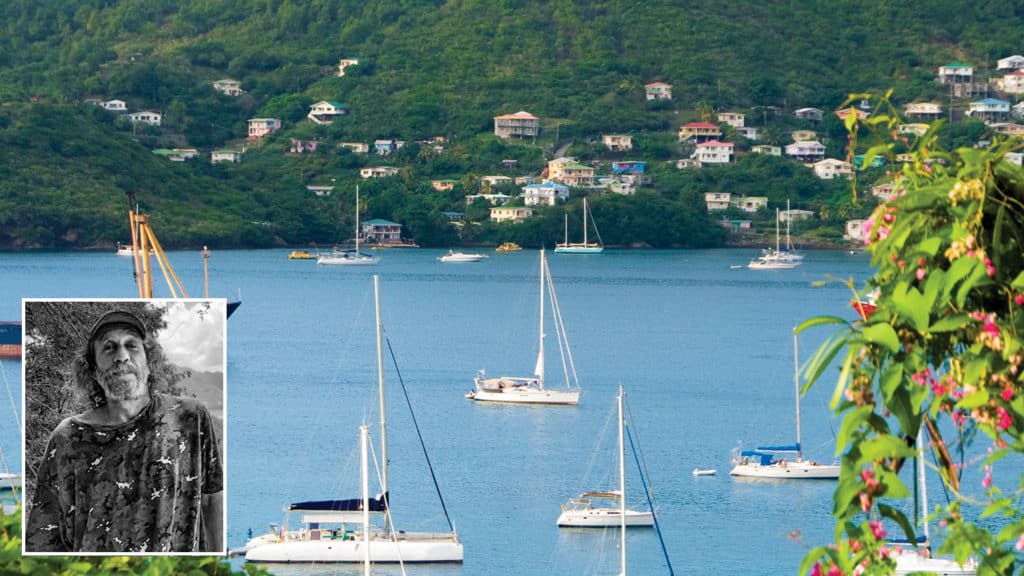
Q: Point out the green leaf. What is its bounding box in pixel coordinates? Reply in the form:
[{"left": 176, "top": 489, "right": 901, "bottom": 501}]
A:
[
  {"left": 803, "top": 331, "right": 852, "bottom": 393},
  {"left": 859, "top": 434, "right": 917, "bottom": 462},
  {"left": 863, "top": 322, "right": 900, "bottom": 352},
  {"left": 879, "top": 503, "right": 916, "bottom": 542},
  {"left": 891, "top": 283, "right": 929, "bottom": 332},
  {"left": 796, "top": 315, "right": 849, "bottom": 333},
  {"left": 929, "top": 314, "right": 969, "bottom": 333},
  {"left": 1011, "top": 270, "right": 1024, "bottom": 291}
]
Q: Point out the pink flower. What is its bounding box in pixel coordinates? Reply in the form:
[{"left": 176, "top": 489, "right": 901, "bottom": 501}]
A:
[
  {"left": 916, "top": 268, "right": 926, "bottom": 281},
  {"left": 1016, "top": 294, "right": 1024, "bottom": 306},
  {"left": 828, "top": 565, "right": 842, "bottom": 576},
  {"left": 983, "top": 465, "right": 992, "bottom": 488},
  {"left": 869, "top": 520, "right": 888, "bottom": 540},
  {"left": 860, "top": 468, "right": 879, "bottom": 489},
  {"left": 1016, "top": 533, "right": 1024, "bottom": 551},
  {"left": 810, "top": 562, "right": 824, "bottom": 576},
  {"left": 951, "top": 410, "right": 967, "bottom": 427},
  {"left": 997, "top": 407, "right": 1012, "bottom": 430},
  {"left": 1003, "top": 387, "right": 1014, "bottom": 402}
]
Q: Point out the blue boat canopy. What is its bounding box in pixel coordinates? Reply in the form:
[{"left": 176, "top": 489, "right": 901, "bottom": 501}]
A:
[
  {"left": 755, "top": 443, "right": 800, "bottom": 453},
  {"left": 739, "top": 450, "right": 776, "bottom": 466},
  {"left": 289, "top": 492, "right": 388, "bottom": 513}
]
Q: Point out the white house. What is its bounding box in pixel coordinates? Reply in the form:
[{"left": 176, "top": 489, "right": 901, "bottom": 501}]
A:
[
  {"left": 966, "top": 98, "right": 1011, "bottom": 122},
  {"left": 997, "top": 55, "right": 1024, "bottom": 71},
  {"left": 845, "top": 219, "right": 867, "bottom": 242},
  {"left": 339, "top": 142, "right": 369, "bottom": 154},
  {"left": 101, "top": 99, "right": 127, "bottom": 113},
  {"left": 211, "top": 150, "right": 243, "bottom": 164},
  {"left": 308, "top": 101, "right": 348, "bottom": 124},
  {"left": 731, "top": 196, "right": 768, "bottom": 213},
  {"left": 791, "top": 130, "right": 817, "bottom": 142},
  {"left": 794, "top": 107, "right": 823, "bottom": 122},
  {"left": 780, "top": 209, "right": 814, "bottom": 222},
  {"left": 692, "top": 140, "right": 733, "bottom": 164},
  {"left": 306, "top": 185, "right": 334, "bottom": 197},
  {"left": 704, "top": 192, "right": 731, "bottom": 211},
  {"left": 990, "top": 122, "right": 1024, "bottom": 136},
  {"left": 248, "top": 117, "right": 281, "bottom": 139},
  {"left": 644, "top": 82, "right": 672, "bottom": 101},
  {"left": 784, "top": 141, "right": 826, "bottom": 161},
  {"left": 489, "top": 206, "right": 533, "bottom": 223},
  {"left": 751, "top": 145, "right": 781, "bottom": 156},
  {"left": 736, "top": 126, "right": 760, "bottom": 140},
  {"left": 466, "top": 193, "right": 513, "bottom": 205},
  {"left": 481, "top": 175, "right": 514, "bottom": 187},
  {"left": 898, "top": 123, "right": 930, "bottom": 137},
  {"left": 602, "top": 134, "right": 633, "bottom": 151},
  {"left": 521, "top": 181, "right": 570, "bottom": 206},
  {"left": 337, "top": 58, "right": 360, "bottom": 76},
  {"left": 129, "top": 110, "right": 162, "bottom": 126},
  {"left": 1005, "top": 152, "right": 1023, "bottom": 167},
  {"left": 212, "top": 79, "right": 243, "bottom": 96},
  {"left": 938, "top": 62, "right": 973, "bottom": 84},
  {"left": 493, "top": 111, "right": 540, "bottom": 139},
  {"left": 999, "top": 70, "right": 1024, "bottom": 94},
  {"left": 813, "top": 158, "right": 854, "bottom": 180},
  {"left": 717, "top": 112, "right": 745, "bottom": 128},
  {"left": 904, "top": 102, "right": 943, "bottom": 118},
  {"left": 871, "top": 182, "right": 900, "bottom": 201},
  {"left": 359, "top": 166, "right": 400, "bottom": 178}
]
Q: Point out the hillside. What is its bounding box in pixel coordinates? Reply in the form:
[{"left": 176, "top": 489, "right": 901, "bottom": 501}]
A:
[{"left": 0, "top": 0, "right": 1021, "bottom": 249}]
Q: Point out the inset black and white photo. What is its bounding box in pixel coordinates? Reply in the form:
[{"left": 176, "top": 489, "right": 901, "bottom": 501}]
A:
[{"left": 22, "top": 299, "right": 226, "bottom": 555}]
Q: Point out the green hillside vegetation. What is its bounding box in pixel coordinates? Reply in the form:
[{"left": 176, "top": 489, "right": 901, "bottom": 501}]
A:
[{"left": 0, "top": 0, "right": 1020, "bottom": 249}]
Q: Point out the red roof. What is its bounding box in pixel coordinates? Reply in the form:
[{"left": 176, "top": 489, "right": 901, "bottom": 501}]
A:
[
  {"left": 682, "top": 121, "right": 719, "bottom": 129},
  {"left": 698, "top": 140, "right": 733, "bottom": 147},
  {"left": 494, "top": 111, "right": 538, "bottom": 120}
]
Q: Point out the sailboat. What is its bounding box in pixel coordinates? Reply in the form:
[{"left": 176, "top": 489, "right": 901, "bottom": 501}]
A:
[
  {"left": 243, "top": 276, "right": 463, "bottom": 563},
  {"left": 558, "top": 387, "right": 654, "bottom": 527},
  {"left": 555, "top": 197, "right": 604, "bottom": 254},
  {"left": 318, "top": 185, "right": 380, "bottom": 265},
  {"left": 891, "top": 433, "right": 977, "bottom": 575},
  {"left": 467, "top": 249, "right": 582, "bottom": 405},
  {"left": 730, "top": 330, "right": 839, "bottom": 479},
  {"left": 748, "top": 206, "right": 801, "bottom": 270}
]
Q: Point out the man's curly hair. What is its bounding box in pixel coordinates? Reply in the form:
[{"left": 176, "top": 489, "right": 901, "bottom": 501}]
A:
[{"left": 71, "top": 334, "right": 167, "bottom": 408}]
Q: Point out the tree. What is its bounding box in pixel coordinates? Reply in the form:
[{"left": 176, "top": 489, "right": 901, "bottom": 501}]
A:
[{"left": 800, "top": 92, "right": 1024, "bottom": 575}]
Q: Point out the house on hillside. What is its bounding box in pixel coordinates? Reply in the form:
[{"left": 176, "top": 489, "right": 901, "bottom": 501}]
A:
[
  {"left": 101, "top": 99, "right": 127, "bottom": 113},
  {"left": 548, "top": 157, "right": 595, "bottom": 186},
  {"left": 431, "top": 179, "right": 459, "bottom": 191},
  {"left": 736, "top": 126, "right": 760, "bottom": 140},
  {"left": 731, "top": 196, "right": 768, "bottom": 213},
  {"left": 704, "top": 192, "right": 731, "bottom": 211},
  {"left": 751, "top": 145, "right": 781, "bottom": 156},
  {"left": 337, "top": 58, "right": 360, "bottom": 76},
  {"left": 374, "top": 139, "right": 404, "bottom": 155},
  {"left": 489, "top": 206, "right": 533, "bottom": 223},
  {"left": 966, "top": 98, "right": 1010, "bottom": 122},
  {"left": 791, "top": 130, "right": 817, "bottom": 142},
  {"left": 308, "top": 101, "right": 348, "bottom": 124},
  {"left": 290, "top": 138, "right": 318, "bottom": 153},
  {"left": 845, "top": 219, "right": 867, "bottom": 242},
  {"left": 938, "top": 62, "right": 974, "bottom": 85},
  {"left": 482, "top": 175, "right": 514, "bottom": 187},
  {"left": 898, "top": 123, "right": 930, "bottom": 137},
  {"left": 997, "top": 55, "right": 1024, "bottom": 71},
  {"left": 362, "top": 219, "right": 402, "bottom": 244},
  {"left": 248, "top": 118, "right": 281, "bottom": 139},
  {"left": 904, "top": 102, "right": 943, "bottom": 118},
  {"left": 835, "top": 107, "right": 869, "bottom": 121},
  {"left": 360, "top": 166, "right": 400, "bottom": 178},
  {"left": 611, "top": 161, "right": 645, "bottom": 174},
  {"left": 794, "top": 107, "right": 823, "bottom": 122},
  {"left": 717, "top": 112, "right": 745, "bottom": 127},
  {"left": 813, "top": 158, "right": 853, "bottom": 180},
  {"left": 306, "top": 185, "right": 334, "bottom": 197},
  {"left": 678, "top": 121, "right": 721, "bottom": 143},
  {"left": 781, "top": 208, "right": 814, "bottom": 223},
  {"left": 784, "top": 141, "right": 826, "bottom": 162},
  {"left": 990, "top": 122, "right": 1024, "bottom": 136},
  {"left": 998, "top": 70, "right": 1024, "bottom": 94},
  {"left": 1005, "top": 152, "right": 1023, "bottom": 166},
  {"left": 339, "top": 142, "right": 369, "bottom": 154},
  {"left": 211, "top": 150, "right": 243, "bottom": 164},
  {"left": 493, "top": 111, "right": 540, "bottom": 139},
  {"left": 602, "top": 134, "right": 633, "bottom": 151},
  {"left": 212, "top": 79, "right": 243, "bottom": 96},
  {"left": 129, "top": 110, "right": 162, "bottom": 126},
  {"left": 870, "top": 182, "right": 901, "bottom": 201},
  {"left": 644, "top": 82, "right": 672, "bottom": 101},
  {"left": 522, "top": 181, "right": 570, "bottom": 206},
  {"left": 466, "top": 193, "right": 512, "bottom": 206},
  {"left": 692, "top": 140, "right": 733, "bottom": 164}
]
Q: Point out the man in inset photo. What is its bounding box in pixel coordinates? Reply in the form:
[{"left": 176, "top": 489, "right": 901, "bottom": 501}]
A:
[{"left": 23, "top": 300, "right": 225, "bottom": 555}]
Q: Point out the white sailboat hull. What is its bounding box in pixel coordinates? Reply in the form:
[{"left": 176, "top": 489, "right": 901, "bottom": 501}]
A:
[
  {"left": 317, "top": 253, "right": 380, "bottom": 265},
  {"left": 894, "top": 549, "right": 977, "bottom": 575},
  {"left": 554, "top": 244, "right": 603, "bottom": 254},
  {"left": 730, "top": 460, "right": 840, "bottom": 479},
  {"left": 244, "top": 532, "right": 464, "bottom": 563},
  {"left": 469, "top": 377, "right": 580, "bottom": 405},
  {"left": 557, "top": 507, "right": 654, "bottom": 527}
]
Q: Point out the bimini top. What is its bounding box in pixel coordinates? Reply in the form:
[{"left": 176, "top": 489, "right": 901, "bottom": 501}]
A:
[
  {"left": 289, "top": 492, "right": 388, "bottom": 513},
  {"left": 739, "top": 450, "right": 777, "bottom": 466},
  {"left": 754, "top": 443, "right": 801, "bottom": 453}
]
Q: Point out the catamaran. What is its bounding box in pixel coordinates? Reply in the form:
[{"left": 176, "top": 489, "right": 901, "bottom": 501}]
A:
[
  {"left": 242, "top": 276, "right": 462, "bottom": 563},
  {"left": 730, "top": 330, "right": 839, "bottom": 479},
  {"left": 468, "top": 249, "right": 581, "bottom": 405}
]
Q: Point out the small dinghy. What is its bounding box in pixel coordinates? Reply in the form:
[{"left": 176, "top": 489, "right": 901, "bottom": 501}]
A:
[{"left": 692, "top": 468, "right": 717, "bottom": 476}]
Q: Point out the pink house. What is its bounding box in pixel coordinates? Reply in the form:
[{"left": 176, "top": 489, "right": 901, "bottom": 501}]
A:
[{"left": 248, "top": 118, "right": 282, "bottom": 139}]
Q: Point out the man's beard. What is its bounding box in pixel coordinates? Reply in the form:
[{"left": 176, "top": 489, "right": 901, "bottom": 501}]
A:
[{"left": 96, "top": 364, "right": 149, "bottom": 402}]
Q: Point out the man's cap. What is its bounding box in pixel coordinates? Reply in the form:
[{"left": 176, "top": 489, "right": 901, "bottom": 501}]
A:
[{"left": 87, "top": 310, "right": 148, "bottom": 347}]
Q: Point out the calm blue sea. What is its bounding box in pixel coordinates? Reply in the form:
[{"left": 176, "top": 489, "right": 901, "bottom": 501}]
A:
[{"left": 0, "top": 247, "right": 1003, "bottom": 574}]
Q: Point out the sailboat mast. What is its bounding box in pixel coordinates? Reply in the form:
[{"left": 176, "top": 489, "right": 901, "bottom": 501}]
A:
[
  {"left": 355, "top": 185, "right": 361, "bottom": 253},
  {"left": 563, "top": 214, "right": 569, "bottom": 245},
  {"left": 794, "top": 330, "right": 802, "bottom": 461},
  {"left": 917, "top": 433, "right": 930, "bottom": 545},
  {"left": 374, "top": 275, "right": 388, "bottom": 521},
  {"left": 775, "top": 208, "right": 781, "bottom": 253},
  {"left": 360, "top": 424, "right": 371, "bottom": 576},
  {"left": 786, "top": 199, "right": 792, "bottom": 252},
  {"left": 618, "top": 385, "right": 627, "bottom": 576},
  {"left": 583, "top": 198, "right": 589, "bottom": 246},
  {"left": 536, "top": 250, "right": 546, "bottom": 386}
]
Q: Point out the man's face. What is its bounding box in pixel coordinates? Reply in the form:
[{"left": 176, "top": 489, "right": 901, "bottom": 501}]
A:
[{"left": 93, "top": 327, "right": 150, "bottom": 402}]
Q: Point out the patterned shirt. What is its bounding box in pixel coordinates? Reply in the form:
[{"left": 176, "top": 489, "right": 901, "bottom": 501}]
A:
[{"left": 26, "top": 393, "right": 223, "bottom": 553}]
